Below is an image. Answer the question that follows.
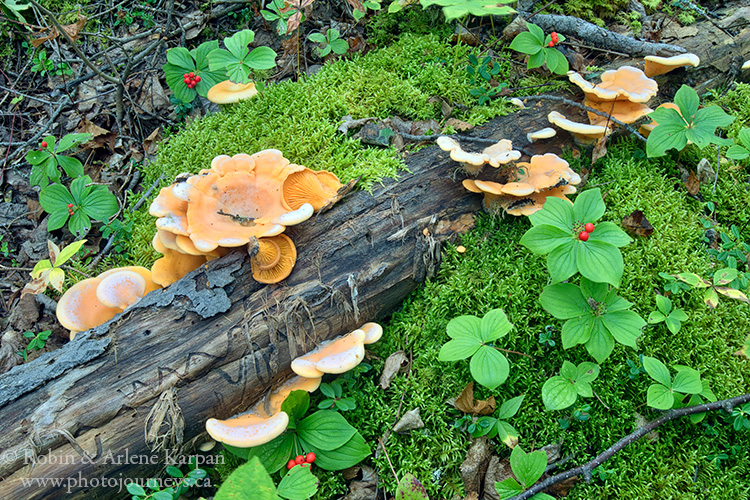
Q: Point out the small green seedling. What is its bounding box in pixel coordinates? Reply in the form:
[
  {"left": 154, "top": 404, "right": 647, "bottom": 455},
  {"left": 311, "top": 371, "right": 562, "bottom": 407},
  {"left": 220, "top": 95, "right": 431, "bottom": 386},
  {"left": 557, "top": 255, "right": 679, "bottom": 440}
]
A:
[
  {"left": 317, "top": 379, "right": 356, "bottom": 411},
  {"left": 308, "top": 29, "right": 349, "bottom": 57},
  {"left": 26, "top": 133, "right": 92, "bottom": 188},
  {"left": 17, "top": 330, "right": 51, "bottom": 362},
  {"left": 509, "top": 22, "right": 568, "bottom": 74},
  {"left": 353, "top": 0, "right": 382, "bottom": 21},
  {"left": 466, "top": 395, "right": 525, "bottom": 447},
  {"left": 731, "top": 403, "right": 750, "bottom": 431},
  {"left": 658, "top": 272, "right": 690, "bottom": 295},
  {"left": 127, "top": 463, "right": 208, "bottom": 500},
  {"left": 542, "top": 361, "right": 600, "bottom": 411},
  {"left": 419, "top": 0, "right": 515, "bottom": 21},
  {"left": 261, "top": 0, "right": 295, "bottom": 35},
  {"left": 539, "top": 278, "right": 646, "bottom": 363},
  {"left": 438, "top": 308, "right": 514, "bottom": 389},
  {"left": 466, "top": 54, "right": 508, "bottom": 105},
  {"left": 208, "top": 29, "right": 278, "bottom": 84},
  {"left": 647, "top": 295, "right": 688, "bottom": 334},
  {"left": 520, "top": 188, "right": 633, "bottom": 288},
  {"left": 642, "top": 356, "right": 706, "bottom": 410},
  {"left": 726, "top": 128, "right": 750, "bottom": 161},
  {"left": 39, "top": 175, "right": 119, "bottom": 236},
  {"left": 395, "top": 473, "right": 429, "bottom": 500},
  {"left": 674, "top": 267, "right": 750, "bottom": 309},
  {"left": 23, "top": 239, "right": 87, "bottom": 296},
  {"left": 494, "top": 445, "right": 555, "bottom": 500},
  {"left": 625, "top": 354, "right": 646, "bottom": 380},
  {"left": 646, "top": 84, "right": 735, "bottom": 158}
]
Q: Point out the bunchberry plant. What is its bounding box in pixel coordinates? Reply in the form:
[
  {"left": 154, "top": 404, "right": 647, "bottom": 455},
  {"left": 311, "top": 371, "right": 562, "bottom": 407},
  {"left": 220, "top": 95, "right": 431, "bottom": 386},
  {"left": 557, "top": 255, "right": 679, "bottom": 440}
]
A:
[
  {"left": 460, "top": 395, "right": 525, "bottom": 447},
  {"left": 646, "top": 84, "right": 735, "bottom": 157},
  {"left": 416, "top": 0, "right": 515, "bottom": 21},
  {"left": 731, "top": 403, "right": 750, "bottom": 431},
  {"left": 308, "top": 29, "right": 349, "bottom": 58},
  {"left": 625, "top": 354, "right": 646, "bottom": 380},
  {"left": 317, "top": 379, "right": 356, "bottom": 411},
  {"left": 261, "top": 0, "right": 295, "bottom": 35},
  {"left": 26, "top": 133, "right": 92, "bottom": 188},
  {"left": 539, "top": 278, "right": 646, "bottom": 363},
  {"left": 541, "top": 360, "right": 600, "bottom": 410},
  {"left": 509, "top": 22, "right": 568, "bottom": 74},
  {"left": 642, "top": 356, "right": 709, "bottom": 410},
  {"left": 16, "top": 330, "right": 51, "bottom": 362},
  {"left": 466, "top": 54, "right": 508, "bottom": 105},
  {"left": 209, "top": 29, "right": 278, "bottom": 83},
  {"left": 674, "top": 267, "right": 750, "bottom": 309},
  {"left": 23, "top": 239, "right": 87, "bottom": 296},
  {"left": 538, "top": 326, "right": 556, "bottom": 347},
  {"left": 647, "top": 294, "right": 688, "bottom": 334},
  {"left": 494, "top": 445, "right": 554, "bottom": 500},
  {"left": 438, "top": 308, "right": 514, "bottom": 389},
  {"left": 163, "top": 40, "right": 237, "bottom": 105},
  {"left": 39, "top": 175, "right": 118, "bottom": 236},
  {"left": 520, "top": 188, "right": 633, "bottom": 287},
  {"left": 726, "top": 128, "right": 750, "bottom": 160}
]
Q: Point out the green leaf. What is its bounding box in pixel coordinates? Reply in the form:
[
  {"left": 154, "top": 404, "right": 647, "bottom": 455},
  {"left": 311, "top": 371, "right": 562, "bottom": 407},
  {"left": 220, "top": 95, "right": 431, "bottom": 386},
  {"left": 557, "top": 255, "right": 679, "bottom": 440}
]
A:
[
  {"left": 664, "top": 316, "right": 682, "bottom": 334},
  {"left": 166, "top": 47, "right": 195, "bottom": 69},
  {"left": 646, "top": 120, "right": 688, "bottom": 157},
  {"left": 542, "top": 375, "right": 577, "bottom": 410},
  {"left": 301, "top": 432, "right": 370, "bottom": 471},
  {"left": 446, "top": 315, "right": 481, "bottom": 339},
  {"left": 245, "top": 46, "right": 278, "bottom": 70},
  {"left": 395, "top": 473, "right": 429, "bottom": 500},
  {"left": 547, "top": 239, "right": 578, "bottom": 283},
  {"left": 479, "top": 308, "right": 512, "bottom": 342},
  {"left": 297, "top": 411, "right": 355, "bottom": 451},
  {"left": 44, "top": 155, "right": 61, "bottom": 184},
  {"left": 330, "top": 39, "right": 349, "bottom": 55},
  {"left": 126, "top": 483, "right": 147, "bottom": 496},
  {"left": 714, "top": 287, "right": 750, "bottom": 304},
  {"left": 544, "top": 48, "right": 568, "bottom": 74},
  {"left": 601, "top": 310, "right": 645, "bottom": 349},
  {"left": 509, "top": 32, "right": 542, "bottom": 55},
  {"left": 519, "top": 224, "right": 570, "bottom": 254},
  {"left": 647, "top": 383, "right": 674, "bottom": 410},
  {"left": 528, "top": 196, "right": 574, "bottom": 228},
  {"left": 713, "top": 267, "right": 738, "bottom": 286},
  {"left": 643, "top": 356, "right": 671, "bottom": 387},
  {"left": 195, "top": 40, "right": 220, "bottom": 71},
  {"left": 214, "top": 456, "right": 280, "bottom": 500},
  {"left": 726, "top": 145, "right": 750, "bottom": 160},
  {"left": 574, "top": 380, "right": 593, "bottom": 398},
  {"left": 68, "top": 210, "right": 92, "bottom": 237},
  {"left": 470, "top": 346, "right": 509, "bottom": 389},
  {"left": 703, "top": 288, "right": 720, "bottom": 308},
  {"left": 281, "top": 390, "right": 310, "bottom": 422},
  {"left": 276, "top": 465, "right": 318, "bottom": 500},
  {"left": 655, "top": 294, "right": 672, "bottom": 314},
  {"left": 438, "top": 334, "right": 482, "bottom": 361},
  {"left": 164, "top": 62, "right": 198, "bottom": 104},
  {"left": 526, "top": 22, "right": 546, "bottom": 44},
  {"left": 494, "top": 420, "right": 520, "bottom": 448},
  {"left": 674, "top": 84, "right": 699, "bottom": 121},
  {"left": 495, "top": 395, "right": 525, "bottom": 420},
  {"left": 576, "top": 239, "right": 624, "bottom": 287},
  {"left": 239, "top": 433, "right": 295, "bottom": 474},
  {"left": 588, "top": 222, "right": 632, "bottom": 247},
  {"left": 510, "top": 445, "right": 547, "bottom": 488},
  {"left": 576, "top": 362, "right": 600, "bottom": 383},
  {"left": 672, "top": 367, "right": 702, "bottom": 394},
  {"left": 307, "top": 33, "right": 326, "bottom": 43},
  {"left": 495, "top": 478, "right": 523, "bottom": 500},
  {"left": 585, "top": 321, "right": 614, "bottom": 363},
  {"left": 694, "top": 105, "right": 735, "bottom": 130},
  {"left": 56, "top": 155, "right": 84, "bottom": 178},
  {"left": 54, "top": 239, "right": 87, "bottom": 267},
  {"left": 56, "top": 133, "right": 92, "bottom": 152},
  {"left": 561, "top": 314, "right": 595, "bottom": 349},
  {"left": 573, "top": 188, "right": 605, "bottom": 223},
  {"left": 527, "top": 50, "right": 546, "bottom": 69},
  {"left": 738, "top": 128, "right": 750, "bottom": 149},
  {"left": 648, "top": 311, "right": 666, "bottom": 324},
  {"left": 81, "top": 186, "right": 118, "bottom": 221},
  {"left": 225, "top": 29, "right": 255, "bottom": 60},
  {"left": 560, "top": 360, "right": 577, "bottom": 380},
  {"left": 69, "top": 174, "right": 90, "bottom": 203},
  {"left": 539, "top": 283, "right": 589, "bottom": 319},
  {"left": 674, "top": 272, "right": 707, "bottom": 288}
]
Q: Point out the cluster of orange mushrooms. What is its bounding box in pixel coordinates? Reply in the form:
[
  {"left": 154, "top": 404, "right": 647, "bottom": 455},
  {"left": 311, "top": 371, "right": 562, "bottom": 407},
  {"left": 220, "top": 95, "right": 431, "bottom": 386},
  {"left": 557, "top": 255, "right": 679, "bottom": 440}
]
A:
[{"left": 55, "top": 149, "right": 344, "bottom": 339}]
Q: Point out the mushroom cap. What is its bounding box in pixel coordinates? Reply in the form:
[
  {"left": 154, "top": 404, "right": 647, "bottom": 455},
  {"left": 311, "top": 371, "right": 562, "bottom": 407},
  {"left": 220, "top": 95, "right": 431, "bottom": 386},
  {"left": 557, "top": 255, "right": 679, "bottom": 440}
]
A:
[
  {"left": 509, "top": 98, "right": 525, "bottom": 108},
  {"left": 291, "top": 329, "right": 367, "bottom": 378},
  {"left": 450, "top": 149, "right": 489, "bottom": 166},
  {"left": 517, "top": 153, "right": 581, "bottom": 192},
  {"left": 482, "top": 140, "right": 521, "bottom": 167},
  {"left": 584, "top": 98, "right": 653, "bottom": 126},
  {"left": 462, "top": 179, "right": 484, "bottom": 193},
  {"left": 436, "top": 136, "right": 460, "bottom": 152},
  {"left": 206, "top": 81, "right": 258, "bottom": 104},
  {"left": 360, "top": 322, "right": 383, "bottom": 344},
  {"left": 644, "top": 53, "right": 700, "bottom": 77},
  {"left": 210, "top": 153, "right": 257, "bottom": 175},
  {"left": 743, "top": 60, "right": 750, "bottom": 70},
  {"left": 504, "top": 184, "right": 577, "bottom": 216},
  {"left": 149, "top": 184, "right": 188, "bottom": 218},
  {"left": 548, "top": 111, "right": 609, "bottom": 144},
  {"left": 205, "top": 411, "right": 289, "bottom": 448},
  {"left": 472, "top": 179, "right": 507, "bottom": 196},
  {"left": 96, "top": 270, "right": 147, "bottom": 309},
  {"left": 500, "top": 181, "right": 536, "bottom": 196},
  {"left": 283, "top": 168, "right": 344, "bottom": 211},
  {"left": 526, "top": 127, "right": 557, "bottom": 143},
  {"left": 568, "top": 66, "right": 658, "bottom": 103},
  {"left": 99, "top": 266, "right": 161, "bottom": 294},
  {"left": 250, "top": 234, "right": 297, "bottom": 284},
  {"left": 57, "top": 278, "right": 122, "bottom": 335},
  {"left": 151, "top": 249, "right": 208, "bottom": 286},
  {"left": 154, "top": 229, "right": 181, "bottom": 252}
]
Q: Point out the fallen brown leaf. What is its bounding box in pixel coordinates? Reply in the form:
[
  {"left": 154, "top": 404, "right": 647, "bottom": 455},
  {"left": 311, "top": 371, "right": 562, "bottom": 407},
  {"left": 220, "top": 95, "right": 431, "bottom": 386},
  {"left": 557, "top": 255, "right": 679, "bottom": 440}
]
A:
[
  {"left": 591, "top": 135, "right": 608, "bottom": 164},
  {"left": 31, "top": 14, "right": 87, "bottom": 48},
  {"left": 622, "top": 210, "right": 654, "bottom": 238},
  {"left": 546, "top": 475, "right": 578, "bottom": 497},
  {"left": 685, "top": 169, "right": 700, "bottom": 195},
  {"left": 455, "top": 382, "right": 496, "bottom": 415},
  {"left": 143, "top": 127, "right": 162, "bottom": 156},
  {"left": 78, "top": 118, "right": 117, "bottom": 152},
  {"left": 445, "top": 118, "right": 473, "bottom": 132},
  {"left": 379, "top": 350, "right": 408, "bottom": 390}
]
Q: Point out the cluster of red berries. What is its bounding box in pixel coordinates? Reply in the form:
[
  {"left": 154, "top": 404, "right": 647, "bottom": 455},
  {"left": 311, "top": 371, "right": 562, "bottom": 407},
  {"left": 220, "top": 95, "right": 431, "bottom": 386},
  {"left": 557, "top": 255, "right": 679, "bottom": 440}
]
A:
[
  {"left": 67, "top": 203, "right": 75, "bottom": 216},
  {"left": 286, "top": 452, "right": 316, "bottom": 470},
  {"left": 548, "top": 32, "right": 559, "bottom": 47},
  {"left": 183, "top": 72, "right": 201, "bottom": 89},
  {"left": 39, "top": 140, "right": 48, "bottom": 151},
  {"left": 578, "top": 222, "right": 595, "bottom": 241}
]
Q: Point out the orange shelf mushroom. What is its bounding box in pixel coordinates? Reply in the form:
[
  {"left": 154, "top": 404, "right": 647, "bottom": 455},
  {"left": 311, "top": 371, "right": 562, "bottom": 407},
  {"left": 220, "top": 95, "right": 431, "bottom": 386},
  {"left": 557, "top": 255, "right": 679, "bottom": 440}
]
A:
[
  {"left": 206, "top": 411, "right": 289, "bottom": 448},
  {"left": 638, "top": 103, "right": 681, "bottom": 137},
  {"left": 644, "top": 54, "right": 700, "bottom": 77},
  {"left": 462, "top": 153, "right": 580, "bottom": 216},
  {"left": 283, "top": 168, "right": 344, "bottom": 211},
  {"left": 250, "top": 234, "right": 298, "bottom": 284},
  {"left": 583, "top": 99, "right": 653, "bottom": 128},
  {"left": 548, "top": 111, "right": 610, "bottom": 145},
  {"left": 206, "top": 81, "right": 258, "bottom": 104},
  {"left": 58, "top": 267, "right": 162, "bottom": 339},
  {"left": 437, "top": 136, "right": 520, "bottom": 175},
  {"left": 568, "top": 66, "right": 658, "bottom": 103}
]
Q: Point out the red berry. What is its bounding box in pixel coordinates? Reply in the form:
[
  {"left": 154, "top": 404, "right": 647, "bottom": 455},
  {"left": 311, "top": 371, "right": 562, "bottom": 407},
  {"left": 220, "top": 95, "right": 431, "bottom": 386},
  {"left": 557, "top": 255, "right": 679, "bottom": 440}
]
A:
[
  {"left": 305, "top": 452, "right": 316, "bottom": 463},
  {"left": 287, "top": 459, "right": 296, "bottom": 470},
  {"left": 295, "top": 455, "right": 305, "bottom": 465},
  {"left": 548, "top": 41, "right": 555, "bottom": 47},
  {"left": 68, "top": 203, "right": 73, "bottom": 208},
  {"left": 578, "top": 231, "right": 589, "bottom": 241},
  {"left": 551, "top": 31, "right": 558, "bottom": 40},
  {"left": 584, "top": 222, "right": 595, "bottom": 233},
  {"left": 41, "top": 141, "right": 48, "bottom": 148},
  {"left": 194, "top": 75, "right": 201, "bottom": 83},
  {"left": 188, "top": 72, "right": 195, "bottom": 77}
]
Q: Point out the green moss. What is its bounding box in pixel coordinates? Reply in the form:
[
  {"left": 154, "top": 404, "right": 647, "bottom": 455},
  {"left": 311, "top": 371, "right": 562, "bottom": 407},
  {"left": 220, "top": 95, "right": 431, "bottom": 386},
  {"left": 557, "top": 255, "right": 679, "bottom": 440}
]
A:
[
  {"left": 311, "top": 139, "right": 750, "bottom": 500},
  {"left": 366, "top": 7, "right": 452, "bottom": 48}
]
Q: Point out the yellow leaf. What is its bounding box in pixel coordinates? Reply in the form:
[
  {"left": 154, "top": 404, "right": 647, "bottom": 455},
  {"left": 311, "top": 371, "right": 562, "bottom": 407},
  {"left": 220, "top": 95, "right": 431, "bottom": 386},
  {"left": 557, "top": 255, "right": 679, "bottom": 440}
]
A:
[
  {"left": 47, "top": 240, "right": 60, "bottom": 264},
  {"left": 48, "top": 268, "right": 65, "bottom": 292}
]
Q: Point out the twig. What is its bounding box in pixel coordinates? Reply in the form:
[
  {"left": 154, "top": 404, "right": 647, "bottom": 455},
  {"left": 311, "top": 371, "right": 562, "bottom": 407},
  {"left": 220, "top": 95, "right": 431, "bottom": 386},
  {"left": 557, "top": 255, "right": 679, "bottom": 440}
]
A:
[
  {"left": 560, "top": 41, "right": 629, "bottom": 58},
  {"left": 509, "top": 392, "right": 750, "bottom": 500},
  {"left": 378, "top": 438, "right": 399, "bottom": 483},
  {"left": 592, "top": 389, "right": 610, "bottom": 410},
  {"left": 495, "top": 346, "right": 534, "bottom": 359}
]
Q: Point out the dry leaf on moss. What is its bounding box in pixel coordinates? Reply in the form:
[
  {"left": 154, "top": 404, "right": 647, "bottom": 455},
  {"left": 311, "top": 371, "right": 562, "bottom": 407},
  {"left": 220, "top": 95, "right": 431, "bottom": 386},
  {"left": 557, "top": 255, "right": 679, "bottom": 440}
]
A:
[
  {"left": 622, "top": 210, "right": 653, "bottom": 238},
  {"left": 379, "top": 350, "right": 408, "bottom": 389},
  {"left": 455, "top": 382, "right": 496, "bottom": 415},
  {"left": 685, "top": 169, "right": 700, "bottom": 195}
]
